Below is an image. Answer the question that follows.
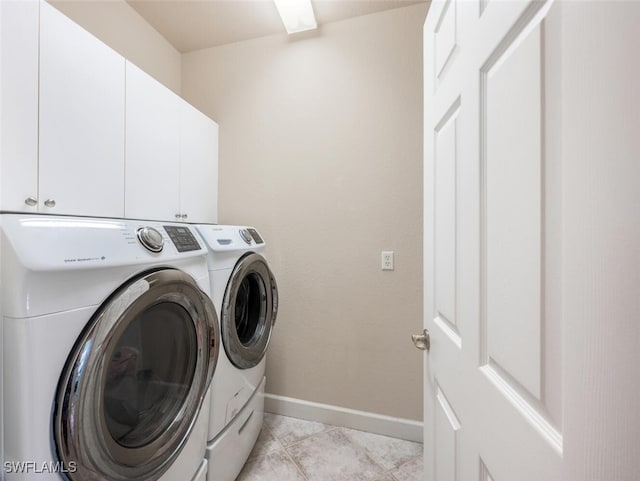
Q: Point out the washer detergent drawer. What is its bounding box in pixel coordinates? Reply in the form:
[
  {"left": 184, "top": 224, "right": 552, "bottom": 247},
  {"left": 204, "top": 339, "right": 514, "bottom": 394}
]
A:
[{"left": 206, "top": 377, "right": 265, "bottom": 481}]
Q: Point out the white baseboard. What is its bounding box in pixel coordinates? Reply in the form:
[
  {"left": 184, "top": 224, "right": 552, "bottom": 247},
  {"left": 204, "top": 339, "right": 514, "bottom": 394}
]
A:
[{"left": 264, "top": 393, "right": 423, "bottom": 443}]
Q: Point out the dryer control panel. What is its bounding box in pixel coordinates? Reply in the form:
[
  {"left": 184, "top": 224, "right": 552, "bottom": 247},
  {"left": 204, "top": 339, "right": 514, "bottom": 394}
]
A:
[
  {"left": 195, "top": 225, "right": 267, "bottom": 254},
  {"left": 247, "top": 228, "right": 264, "bottom": 244}
]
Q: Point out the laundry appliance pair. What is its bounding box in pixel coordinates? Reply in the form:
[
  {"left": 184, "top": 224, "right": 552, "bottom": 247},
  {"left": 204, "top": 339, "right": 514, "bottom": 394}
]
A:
[{"left": 0, "top": 215, "right": 278, "bottom": 481}]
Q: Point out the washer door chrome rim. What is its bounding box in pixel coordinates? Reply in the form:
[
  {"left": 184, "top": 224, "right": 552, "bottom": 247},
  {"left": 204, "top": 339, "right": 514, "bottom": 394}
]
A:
[
  {"left": 221, "top": 253, "right": 277, "bottom": 369},
  {"left": 54, "top": 269, "right": 219, "bottom": 481}
]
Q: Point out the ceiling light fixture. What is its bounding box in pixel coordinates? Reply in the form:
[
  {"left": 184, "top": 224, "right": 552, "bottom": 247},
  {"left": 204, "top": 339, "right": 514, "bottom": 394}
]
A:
[{"left": 273, "top": 0, "right": 317, "bottom": 34}]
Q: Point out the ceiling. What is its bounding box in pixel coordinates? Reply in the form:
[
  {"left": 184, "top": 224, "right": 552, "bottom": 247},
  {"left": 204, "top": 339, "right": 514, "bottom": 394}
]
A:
[{"left": 126, "top": 0, "right": 427, "bottom": 53}]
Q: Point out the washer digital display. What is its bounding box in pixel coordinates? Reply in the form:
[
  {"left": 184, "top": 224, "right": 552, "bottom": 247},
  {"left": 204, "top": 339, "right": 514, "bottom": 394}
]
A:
[{"left": 164, "top": 226, "right": 201, "bottom": 252}]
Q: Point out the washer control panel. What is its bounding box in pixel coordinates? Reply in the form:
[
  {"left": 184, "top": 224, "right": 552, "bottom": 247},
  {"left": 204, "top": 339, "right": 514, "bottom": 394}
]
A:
[
  {"left": 164, "top": 225, "right": 201, "bottom": 252},
  {"left": 136, "top": 226, "right": 164, "bottom": 253},
  {"left": 0, "top": 215, "right": 210, "bottom": 274}
]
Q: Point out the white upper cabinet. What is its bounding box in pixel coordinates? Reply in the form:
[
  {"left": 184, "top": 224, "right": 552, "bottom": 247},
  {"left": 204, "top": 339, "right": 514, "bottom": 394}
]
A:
[
  {"left": 1, "top": 2, "right": 217, "bottom": 222},
  {"left": 125, "top": 61, "right": 181, "bottom": 222},
  {"left": 126, "top": 61, "right": 218, "bottom": 223},
  {"left": 0, "top": 1, "right": 125, "bottom": 217},
  {"left": 1, "top": 0, "right": 39, "bottom": 212},
  {"left": 179, "top": 101, "right": 219, "bottom": 224},
  {"left": 39, "top": 1, "right": 125, "bottom": 217}
]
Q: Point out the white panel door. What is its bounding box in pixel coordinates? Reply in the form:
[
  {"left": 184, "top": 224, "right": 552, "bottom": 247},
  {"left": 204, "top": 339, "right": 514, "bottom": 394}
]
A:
[
  {"left": 125, "top": 61, "right": 181, "bottom": 222},
  {"left": 423, "top": 1, "right": 563, "bottom": 480},
  {"left": 179, "top": 100, "right": 218, "bottom": 224},
  {"left": 0, "top": 0, "right": 39, "bottom": 212},
  {"left": 39, "top": 1, "right": 125, "bottom": 217}
]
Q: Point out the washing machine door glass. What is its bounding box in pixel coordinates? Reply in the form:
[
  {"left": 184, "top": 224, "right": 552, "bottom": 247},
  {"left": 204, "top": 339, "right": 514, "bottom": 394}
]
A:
[
  {"left": 222, "top": 252, "right": 278, "bottom": 369},
  {"left": 54, "top": 269, "right": 220, "bottom": 481},
  {"left": 104, "top": 302, "right": 196, "bottom": 448}
]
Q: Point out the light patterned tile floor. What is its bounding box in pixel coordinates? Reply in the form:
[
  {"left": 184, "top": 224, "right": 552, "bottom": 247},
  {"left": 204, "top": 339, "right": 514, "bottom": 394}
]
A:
[{"left": 236, "top": 414, "right": 423, "bottom": 481}]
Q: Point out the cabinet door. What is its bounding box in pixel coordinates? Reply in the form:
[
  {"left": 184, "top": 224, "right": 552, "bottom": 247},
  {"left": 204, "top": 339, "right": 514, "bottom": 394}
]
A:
[
  {"left": 179, "top": 101, "right": 219, "bottom": 224},
  {"left": 39, "top": 2, "right": 125, "bottom": 217},
  {"left": 125, "top": 61, "right": 180, "bottom": 222},
  {"left": 1, "top": 1, "right": 39, "bottom": 212}
]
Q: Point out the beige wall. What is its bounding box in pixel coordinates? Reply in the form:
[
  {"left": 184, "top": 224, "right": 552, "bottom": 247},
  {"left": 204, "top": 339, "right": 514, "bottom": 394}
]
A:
[
  {"left": 48, "top": 0, "right": 181, "bottom": 93},
  {"left": 182, "top": 4, "right": 427, "bottom": 421}
]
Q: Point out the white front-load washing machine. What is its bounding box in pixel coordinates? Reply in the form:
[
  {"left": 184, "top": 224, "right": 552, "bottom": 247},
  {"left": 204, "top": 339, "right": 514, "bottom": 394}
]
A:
[
  {"left": 0, "top": 214, "right": 220, "bottom": 481},
  {"left": 195, "top": 225, "right": 278, "bottom": 481}
]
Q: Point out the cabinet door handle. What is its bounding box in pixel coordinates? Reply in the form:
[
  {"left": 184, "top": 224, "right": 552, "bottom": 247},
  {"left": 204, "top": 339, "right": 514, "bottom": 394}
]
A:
[
  {"left": 175, "top": 214, "right": 181, "bottom": 219},
  {"left": 44, "top": 199, "right": 56, "bottom": 208},
  {"left": 182, "top": 214, "right": 188, "bottom": 220},
  {"left": 24, "top": 196, "right": 38, "bottom": 207}
]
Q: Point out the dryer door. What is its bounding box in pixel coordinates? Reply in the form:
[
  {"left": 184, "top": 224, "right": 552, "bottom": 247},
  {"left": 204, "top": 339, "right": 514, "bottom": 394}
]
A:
[
  {"left": 222, "top": 252, "right": 278, "bottom": 369},
  {"left": 54, "top": 268, "right": 219, "bottom": 481}
]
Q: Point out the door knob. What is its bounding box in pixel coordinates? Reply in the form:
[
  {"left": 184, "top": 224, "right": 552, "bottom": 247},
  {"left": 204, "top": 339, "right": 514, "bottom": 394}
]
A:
[
  {"left": 412, "top": 329, "right": 430, "bottom": 351},
  {"left": 24, "top": 196, "right": 38, "bottom": 206},
  {"left": 44, "top": 199, "right": 56, "bottom": 208}
]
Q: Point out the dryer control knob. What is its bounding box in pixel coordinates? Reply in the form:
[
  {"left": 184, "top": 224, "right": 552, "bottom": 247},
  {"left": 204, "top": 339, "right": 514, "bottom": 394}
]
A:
[
  {"left": 137, "top": 226, "right": 164, "bottom": 253},
  {"left": 239, "top": 228, "right": 252, "bottom": 245}
]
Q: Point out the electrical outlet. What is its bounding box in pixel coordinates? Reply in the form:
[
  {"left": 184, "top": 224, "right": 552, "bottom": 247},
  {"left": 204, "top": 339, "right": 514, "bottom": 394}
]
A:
[{"left": 381, "top": 251, "right": 394, "bottom": 271}]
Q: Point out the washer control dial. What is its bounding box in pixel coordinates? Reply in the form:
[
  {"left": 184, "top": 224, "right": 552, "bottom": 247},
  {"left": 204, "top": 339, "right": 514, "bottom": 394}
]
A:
[
  {"left": 137, "top": 226, "right": 164, "bottom": 253},
  {"left": 239, "top": 228, "right": 253, "bottom": 245}
]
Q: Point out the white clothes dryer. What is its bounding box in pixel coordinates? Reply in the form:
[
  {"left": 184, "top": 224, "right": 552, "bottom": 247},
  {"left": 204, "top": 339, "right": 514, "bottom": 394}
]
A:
[
  {"left": 195, "top": 225, "right": 278, "bottom": 481},
  {"left": 1, "top": 214, "right": 220, "bottom": 481}
]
